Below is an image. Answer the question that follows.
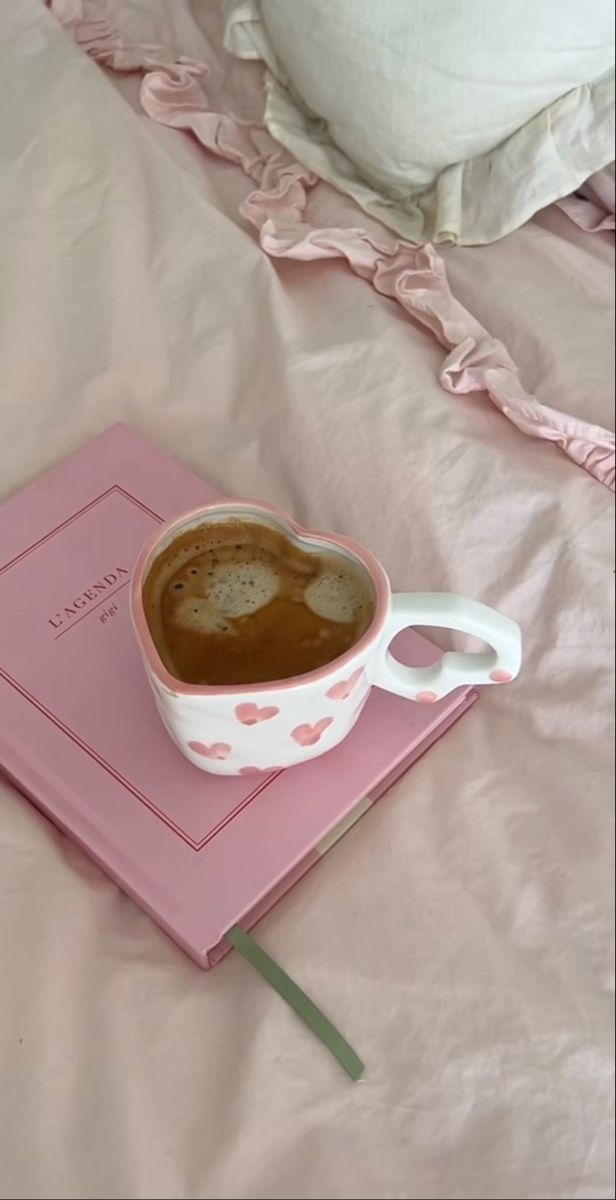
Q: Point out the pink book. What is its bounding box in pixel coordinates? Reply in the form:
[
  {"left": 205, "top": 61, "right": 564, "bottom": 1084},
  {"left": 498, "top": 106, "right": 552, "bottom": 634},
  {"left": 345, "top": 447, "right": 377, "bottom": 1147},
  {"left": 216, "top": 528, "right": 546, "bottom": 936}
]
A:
[{"left": 0, "top": 425, "right": 477, "bottom": 969}]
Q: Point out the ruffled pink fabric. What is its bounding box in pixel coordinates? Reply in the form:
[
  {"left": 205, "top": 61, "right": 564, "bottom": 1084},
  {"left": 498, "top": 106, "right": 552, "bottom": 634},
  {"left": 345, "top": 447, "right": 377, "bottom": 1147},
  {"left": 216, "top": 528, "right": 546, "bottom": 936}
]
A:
[
  {"left": 47, "top": 0, "right": 615, "bottom": 491},
  {"left": 47, "top": 0, "right": 207, "bottom": 76}
]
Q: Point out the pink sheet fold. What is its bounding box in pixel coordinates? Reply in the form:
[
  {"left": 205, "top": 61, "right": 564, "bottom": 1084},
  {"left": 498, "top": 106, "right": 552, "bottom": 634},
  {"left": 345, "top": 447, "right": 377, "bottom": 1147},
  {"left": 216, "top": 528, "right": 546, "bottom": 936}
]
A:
[
  {"left": 558, "top": 163, "right": 616, "bottom": 233},
  {"left": 48, "top": 0, "right": 615, "bottom": 491}
]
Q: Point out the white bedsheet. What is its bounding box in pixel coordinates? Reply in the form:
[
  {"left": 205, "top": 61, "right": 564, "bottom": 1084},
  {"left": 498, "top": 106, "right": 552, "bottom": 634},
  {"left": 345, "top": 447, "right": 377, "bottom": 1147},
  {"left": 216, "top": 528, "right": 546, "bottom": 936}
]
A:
[{"left": 0, "top": 4, "right": 613, "bottom": 1198}]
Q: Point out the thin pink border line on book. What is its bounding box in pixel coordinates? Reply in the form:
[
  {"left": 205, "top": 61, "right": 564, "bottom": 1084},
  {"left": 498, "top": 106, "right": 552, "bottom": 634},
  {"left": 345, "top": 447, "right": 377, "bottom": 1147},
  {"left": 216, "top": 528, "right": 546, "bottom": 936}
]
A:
[
  {"left": 0, "top": 486, "right": 281, "bottom": 851},
  {"left": 0, "top": 485, "right": 162, "bottom": 575}
]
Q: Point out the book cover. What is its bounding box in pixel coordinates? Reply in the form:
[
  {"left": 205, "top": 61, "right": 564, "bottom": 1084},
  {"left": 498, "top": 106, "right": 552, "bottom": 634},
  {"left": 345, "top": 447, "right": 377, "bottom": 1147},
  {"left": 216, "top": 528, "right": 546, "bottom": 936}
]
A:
[{"left": 0, "top": 425, "right": 476, "bottom": 967}]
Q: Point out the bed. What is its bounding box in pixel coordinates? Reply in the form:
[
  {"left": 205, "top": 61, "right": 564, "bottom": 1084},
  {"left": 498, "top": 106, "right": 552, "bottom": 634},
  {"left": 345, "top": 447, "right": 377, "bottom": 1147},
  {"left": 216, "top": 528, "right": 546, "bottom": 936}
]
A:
[{"left": 0, "top": 3, "right": 613, "bottom": 1198}]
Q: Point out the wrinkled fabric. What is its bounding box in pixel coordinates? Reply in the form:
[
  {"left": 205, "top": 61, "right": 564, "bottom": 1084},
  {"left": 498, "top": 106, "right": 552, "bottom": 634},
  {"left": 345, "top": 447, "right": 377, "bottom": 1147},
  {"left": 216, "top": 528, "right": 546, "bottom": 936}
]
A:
[
  {"left": 558, "top": 162, "right": 616, "bottom": 232},
  {"left": 222, "top": 0, "right": 615, "bottom": 246},
  {"left": 0, "top": 3, "right": 614, "bottom": 1199},
  {"left": 43, "top": 0, "right": 616, "bottom": 489}
]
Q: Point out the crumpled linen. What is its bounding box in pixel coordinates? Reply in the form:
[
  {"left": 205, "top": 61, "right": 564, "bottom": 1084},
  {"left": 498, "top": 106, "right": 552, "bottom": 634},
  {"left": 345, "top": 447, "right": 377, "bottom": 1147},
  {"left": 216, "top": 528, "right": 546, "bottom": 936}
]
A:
[
  {"left": 46, "top": 0, "right": 615, "bottom": 490},
  {"left": 558, "top": 162, "right": 616, "bottom": 233},
  {"left": 0, "top": 4, "right": 613, "bottom": 1199}
]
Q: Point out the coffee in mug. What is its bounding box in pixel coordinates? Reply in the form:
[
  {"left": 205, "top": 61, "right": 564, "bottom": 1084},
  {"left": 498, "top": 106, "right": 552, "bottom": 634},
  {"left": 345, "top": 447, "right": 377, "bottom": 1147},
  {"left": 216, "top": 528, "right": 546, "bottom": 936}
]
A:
[
  {"left": 142, "top": 518, "right": 376, "bottom": 685},
  {"left": 132, "top": 500, "right": 522, "bottom": 775}
]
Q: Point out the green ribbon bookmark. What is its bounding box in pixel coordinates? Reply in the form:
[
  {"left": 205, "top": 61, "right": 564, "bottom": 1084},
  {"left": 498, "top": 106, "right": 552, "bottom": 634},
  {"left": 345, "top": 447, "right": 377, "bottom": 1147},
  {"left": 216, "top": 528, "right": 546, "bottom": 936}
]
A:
[{"left": 227, "top": 925, "right": 365, "bottom": 1081}]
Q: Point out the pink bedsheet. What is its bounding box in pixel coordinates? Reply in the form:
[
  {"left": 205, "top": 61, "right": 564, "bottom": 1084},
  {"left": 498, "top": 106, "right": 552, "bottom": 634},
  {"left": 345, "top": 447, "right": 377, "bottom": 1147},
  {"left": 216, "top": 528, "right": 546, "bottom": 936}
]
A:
[
  {"left": 0, "top": 3, "right": 614, "bottom": 1198},
  {"left": 558, "top": 164, "right": 616, "bottom": 234},
  {"left": 45, "top": 0, "right": 616, "bottom": 490}
]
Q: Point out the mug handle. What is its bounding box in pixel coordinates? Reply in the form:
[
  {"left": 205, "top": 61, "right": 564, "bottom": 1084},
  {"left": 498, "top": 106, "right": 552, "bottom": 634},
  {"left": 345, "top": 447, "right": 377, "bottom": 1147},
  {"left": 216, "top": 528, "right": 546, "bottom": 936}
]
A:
[{"left": 373, "top": 593, "right": 521, "bottom": 702}]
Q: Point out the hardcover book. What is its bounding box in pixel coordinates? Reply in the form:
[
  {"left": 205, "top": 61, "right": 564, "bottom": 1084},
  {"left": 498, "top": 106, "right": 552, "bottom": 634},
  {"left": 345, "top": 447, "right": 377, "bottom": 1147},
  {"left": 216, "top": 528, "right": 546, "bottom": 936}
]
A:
[{"left": 0, "top": 425, "right": 476, "bottom": 968}]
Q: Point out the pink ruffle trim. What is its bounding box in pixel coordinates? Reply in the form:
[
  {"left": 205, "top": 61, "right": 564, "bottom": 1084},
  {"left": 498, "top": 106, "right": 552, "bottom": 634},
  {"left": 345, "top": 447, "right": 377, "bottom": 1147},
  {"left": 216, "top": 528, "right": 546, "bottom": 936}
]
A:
[{"left": 47, "top": 0, "right": 615, "bottom": 491}]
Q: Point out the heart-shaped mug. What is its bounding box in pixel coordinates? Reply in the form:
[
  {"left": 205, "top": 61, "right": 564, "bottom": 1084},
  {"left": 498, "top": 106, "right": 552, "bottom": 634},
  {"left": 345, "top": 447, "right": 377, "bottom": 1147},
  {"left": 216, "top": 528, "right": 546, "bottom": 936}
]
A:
[{"left": 131, "top": 501, "right": 521, "bottom": 775}]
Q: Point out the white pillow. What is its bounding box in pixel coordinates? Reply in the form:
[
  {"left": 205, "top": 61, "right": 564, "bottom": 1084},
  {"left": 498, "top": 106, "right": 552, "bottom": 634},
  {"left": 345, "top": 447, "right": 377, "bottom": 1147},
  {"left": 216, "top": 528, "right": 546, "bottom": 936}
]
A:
[{"left": 223, "top": 0, "right": 615, "bottom": 245}]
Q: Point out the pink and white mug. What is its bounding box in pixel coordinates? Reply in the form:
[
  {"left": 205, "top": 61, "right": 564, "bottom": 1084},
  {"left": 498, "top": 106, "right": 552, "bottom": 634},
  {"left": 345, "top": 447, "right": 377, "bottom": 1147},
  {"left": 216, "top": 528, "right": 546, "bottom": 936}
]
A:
[{"left": 131, "top": 501, "right": 521, "bottom": 775}]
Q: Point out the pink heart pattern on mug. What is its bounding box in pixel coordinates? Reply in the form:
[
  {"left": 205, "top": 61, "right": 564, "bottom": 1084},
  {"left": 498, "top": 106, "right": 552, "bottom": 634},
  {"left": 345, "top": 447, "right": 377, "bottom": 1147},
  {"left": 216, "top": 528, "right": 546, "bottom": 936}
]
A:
[
  {"left": 235, "top": 702, "right": 280, "bottom": 726},
  {"left": 291, "top": 717, "right": 333, "bottom": 747},
  {"left": 188, "top": 740, "right": 232, "bottom": 760},
  {"left": 326, "top": 667, "right": 365, "bottom": 701}
]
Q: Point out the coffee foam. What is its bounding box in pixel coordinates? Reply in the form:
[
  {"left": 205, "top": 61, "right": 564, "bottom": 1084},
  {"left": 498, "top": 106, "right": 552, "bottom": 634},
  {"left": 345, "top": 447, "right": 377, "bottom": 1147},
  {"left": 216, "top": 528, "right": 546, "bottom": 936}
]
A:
[
  {"left": 143, "top": 517, "right": 376, "bottom": 684},
  {"left": 303, "top": 565, "right": 371, "bottom": 625},
  {"left": 169, "top": 557, "right": 281, "bottom": 633},
  {"left": 167, "top": 553, "right": 369, "bottom": 634}
]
